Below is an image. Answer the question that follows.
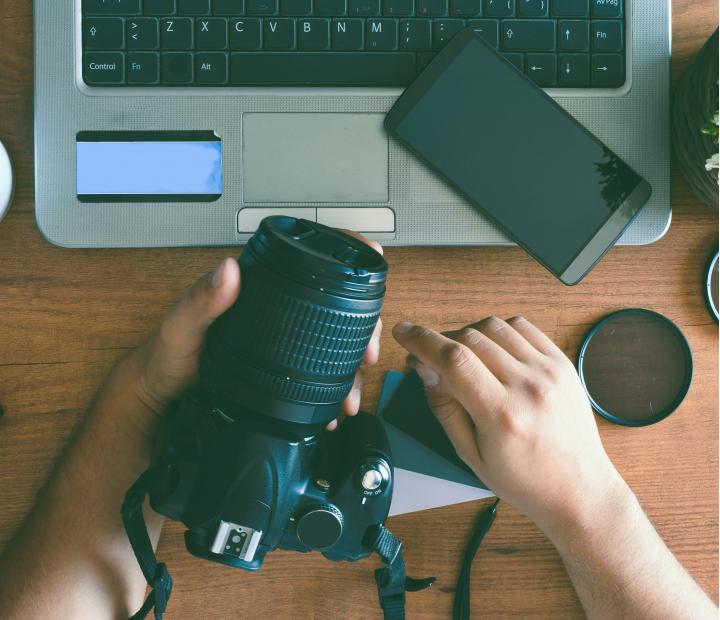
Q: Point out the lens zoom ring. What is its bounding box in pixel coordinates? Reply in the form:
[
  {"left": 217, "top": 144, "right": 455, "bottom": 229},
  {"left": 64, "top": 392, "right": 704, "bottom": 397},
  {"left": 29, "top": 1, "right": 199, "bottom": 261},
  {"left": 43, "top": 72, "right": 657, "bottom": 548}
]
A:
[
  {"left": 232, "top": 276, "right": 381, "bottom": 379},
  {"left": 230, "top": 356, "right": 352, "bottom": 403}
]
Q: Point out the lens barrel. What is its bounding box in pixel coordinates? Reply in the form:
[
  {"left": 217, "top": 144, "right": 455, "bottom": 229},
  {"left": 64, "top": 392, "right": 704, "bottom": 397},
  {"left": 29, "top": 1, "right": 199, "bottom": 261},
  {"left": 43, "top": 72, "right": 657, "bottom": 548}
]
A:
[{"left": 200, "top": 217, "right": 388, "bottom": 426}]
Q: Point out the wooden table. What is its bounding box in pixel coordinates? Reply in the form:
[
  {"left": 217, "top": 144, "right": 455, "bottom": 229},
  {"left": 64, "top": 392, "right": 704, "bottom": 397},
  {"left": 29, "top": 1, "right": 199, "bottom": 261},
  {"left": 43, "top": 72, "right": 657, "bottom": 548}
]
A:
[{"left": 0, "top": 2, "right": 717, "bottom": 618}]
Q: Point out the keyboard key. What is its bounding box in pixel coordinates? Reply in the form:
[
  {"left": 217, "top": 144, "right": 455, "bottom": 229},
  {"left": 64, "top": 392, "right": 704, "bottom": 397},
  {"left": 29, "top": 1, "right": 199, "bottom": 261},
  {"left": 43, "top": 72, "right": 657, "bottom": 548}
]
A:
[
  {"left": 518, "top": 0, "right": 548, "bottom": 17},
  {"left": 433, "top": 19, "right": 463, "bottom": 49},
  {"left": 264, "top": 18, "right": 295, "bottom": 48},
  {"left": 299, "top": 18, "right": 330, "bottom": 48},
  {"left": 558, "top": 52, "right": 588, "bottom": 85},
  {"left": 450, "top": 0, "right": 479, "bottom": 16},
  {"left": 196, "top": 51, "right": 229, "bottom": 82},
  {"left": 501, "top": 19, "right": 555, "bottom": 50},
  {"left": 366, "top": 19, "right": 398, "bottom": 49},
  {"left": 417, "top": 0, "right": 447, "bottom": 16},
  {"left": 400, "top": 19, "right": 431, "bottom": 50},
  {"left": 230, "top": 51, "right": 415, "bottom": 84},
  {"left": 525, "top": 52, "right": 555, "bottom": 85},
  {"left": 127, "top": 51, "right": 160, "bottom": 83},
  {"left": 484, "top": 0, "right": 513, "bottom": 17},
  {"left": 591, "top": 52, "right": 623, "bottom": 86},
  {"left": 591, "top": 0, "right": 621, "bottom": 18},
  {"left": 161, "top": 18, "right": 194, "bottom": 48},
  {"left": 416, "top": 51, "right": 436, "bottom": 72},
  {"left": 214, "top": 0, "right": 244, "bottom": 13},
  {"left": 383, "top": 0, "right": 414, "bottom": 15},
  {"left": 316, "top": 0, "right": 347, "bottom": 14},
  {"left": 282, "top": 0, "right": 312, "bottom": 14},
  {"left": 467, "top": 19, "right": 499, "bottom": 47},
  {"left": 196, "top": 17, "right": 229, "bottom": 48},
  {"left": 247, "top": 0, "right": 279, "bottom": 14},
  {"left": 84, "top": 52, "right": 125, "bottom": 83},
  {"left": 144, "top": 0, "right": 177, "bottom": 13},
  {"left": 84, "top": 18, "right": 125, "bottom": 50},
  {"left": 162, "top": 51, "right": 194, "bottom": 81},
  {"left": 84, "top": 0, "right": 140, "bottom": 14},
  {"left": 179, "top": 0, "right": 212, "bottom": 14},
  {"left": 127, "top": 18, "right": 160, "bottom": 49},
  {"left": 558, "top": 19, "right": 588, "bottom": 50},
  {"left": 551, "top": 0, "right": 587, "bottom": 16},
  {"left": 502, "top": 51, "right": 523, "bottom": 70},
  {"left": 592, "top": 20, "right": 622, "bottom": 51},
  {"left": 350, "top": 0, "right": 381, "bottom": 16},
  {"left": 230, "top": 18, "right": 262, "bottom": 47},
  {"left": 332, "top": 19, "right": 364, "bottom": 48}
]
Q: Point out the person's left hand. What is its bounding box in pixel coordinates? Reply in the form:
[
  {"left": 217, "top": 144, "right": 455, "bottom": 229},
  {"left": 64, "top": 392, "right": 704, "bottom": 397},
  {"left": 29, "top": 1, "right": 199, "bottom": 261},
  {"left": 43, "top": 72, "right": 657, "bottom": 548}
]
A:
[{"left": 128, "top": 237, "right": 384, "bottom": 432}]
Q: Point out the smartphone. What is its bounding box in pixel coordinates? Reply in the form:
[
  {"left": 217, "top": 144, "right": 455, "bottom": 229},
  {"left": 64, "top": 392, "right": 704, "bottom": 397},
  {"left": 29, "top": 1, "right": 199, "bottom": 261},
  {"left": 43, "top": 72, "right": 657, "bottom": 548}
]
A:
[{"left": 385, "top": 29, "right": 652, "bottom": 285}]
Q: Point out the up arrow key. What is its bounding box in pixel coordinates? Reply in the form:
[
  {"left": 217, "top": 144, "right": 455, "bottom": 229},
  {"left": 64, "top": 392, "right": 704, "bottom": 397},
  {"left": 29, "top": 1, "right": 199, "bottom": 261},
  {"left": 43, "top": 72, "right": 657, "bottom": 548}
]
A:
[{"left": 506, "top": 28, "right": 513, "bottom": 38}]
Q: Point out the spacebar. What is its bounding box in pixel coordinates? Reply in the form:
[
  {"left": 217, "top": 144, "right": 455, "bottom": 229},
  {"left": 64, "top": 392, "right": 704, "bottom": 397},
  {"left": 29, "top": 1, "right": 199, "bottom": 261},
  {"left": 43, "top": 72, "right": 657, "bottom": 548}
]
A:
[{"left": 230, "top": 53, "right": 417, "bottom": 86}]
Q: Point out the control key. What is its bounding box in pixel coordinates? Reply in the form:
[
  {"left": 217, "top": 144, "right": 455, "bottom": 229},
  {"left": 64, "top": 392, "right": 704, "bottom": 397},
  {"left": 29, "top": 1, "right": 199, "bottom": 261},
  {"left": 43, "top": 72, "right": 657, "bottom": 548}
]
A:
[{"left": 83, "top": 52, "right": 125, "bottom": 84}]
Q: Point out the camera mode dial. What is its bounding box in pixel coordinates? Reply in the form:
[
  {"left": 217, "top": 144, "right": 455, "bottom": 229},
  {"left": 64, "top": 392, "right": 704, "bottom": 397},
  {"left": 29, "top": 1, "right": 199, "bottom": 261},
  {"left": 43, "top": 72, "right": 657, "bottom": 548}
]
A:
[{"left": 296, "top": 504, "right": 343, "bottom": 550}]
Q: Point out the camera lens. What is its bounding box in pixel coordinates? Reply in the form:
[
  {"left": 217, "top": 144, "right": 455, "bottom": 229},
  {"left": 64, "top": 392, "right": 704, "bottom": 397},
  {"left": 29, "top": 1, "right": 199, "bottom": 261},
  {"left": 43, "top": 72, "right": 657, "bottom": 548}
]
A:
[{"left": 200, "top": 216, "right": 388, "bottom": 427}]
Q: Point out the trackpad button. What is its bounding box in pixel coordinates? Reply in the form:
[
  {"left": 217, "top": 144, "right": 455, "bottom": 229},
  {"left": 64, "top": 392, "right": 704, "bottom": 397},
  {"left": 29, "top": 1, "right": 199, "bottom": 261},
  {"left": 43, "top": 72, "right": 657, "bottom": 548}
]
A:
[{"left": 242, "top": 113, "right": 388, "bottom": 203}]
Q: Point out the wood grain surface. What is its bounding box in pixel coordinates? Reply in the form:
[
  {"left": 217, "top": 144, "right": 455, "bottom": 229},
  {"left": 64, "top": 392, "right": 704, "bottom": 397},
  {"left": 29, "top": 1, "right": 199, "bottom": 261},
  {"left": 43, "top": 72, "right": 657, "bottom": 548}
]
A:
[{"left": 0, "top": 2, "right": 717, "bottom": 618}]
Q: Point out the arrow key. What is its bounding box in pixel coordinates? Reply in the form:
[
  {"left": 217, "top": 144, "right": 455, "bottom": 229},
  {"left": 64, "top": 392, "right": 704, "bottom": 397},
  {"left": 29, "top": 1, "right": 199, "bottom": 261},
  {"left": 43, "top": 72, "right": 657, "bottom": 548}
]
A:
[
  {"left": 525, "top": 52, "right": 556, "bottom": 86},
  {"left": 127, "top": 18, "right": 160, "bottom": 50},
  {"left": 558, "top": 53, "right": 589, "bottom": 86},
  {"left": 558, "top": 19, "right": 588, "bottom": 51},
  {"left": 84, "top": 18, "right": 125, "bottom": 50},
  {"left": 591, "top": 53, "right": 624, "bottom": 87}
]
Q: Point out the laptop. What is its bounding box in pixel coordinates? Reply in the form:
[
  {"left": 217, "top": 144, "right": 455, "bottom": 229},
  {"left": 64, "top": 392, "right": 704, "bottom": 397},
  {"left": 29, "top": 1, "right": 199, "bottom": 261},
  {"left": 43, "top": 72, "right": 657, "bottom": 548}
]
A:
[{"left": 33, "top": 0, "right": 671, "bottom": 248}]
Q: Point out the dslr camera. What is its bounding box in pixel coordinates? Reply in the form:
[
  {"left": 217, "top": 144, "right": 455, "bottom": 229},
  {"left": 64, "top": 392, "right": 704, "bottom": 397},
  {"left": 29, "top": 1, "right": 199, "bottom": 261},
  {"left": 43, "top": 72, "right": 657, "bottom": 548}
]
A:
[{"left": 123, "top": 217, "right": 432, "bottom": 620}]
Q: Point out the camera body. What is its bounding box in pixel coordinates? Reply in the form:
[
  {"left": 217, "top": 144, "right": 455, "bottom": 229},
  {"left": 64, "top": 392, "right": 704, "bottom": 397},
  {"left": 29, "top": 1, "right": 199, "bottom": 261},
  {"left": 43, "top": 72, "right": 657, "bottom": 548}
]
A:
[{"left": 148, "top": 390, "right": 393, "bottom": 569}]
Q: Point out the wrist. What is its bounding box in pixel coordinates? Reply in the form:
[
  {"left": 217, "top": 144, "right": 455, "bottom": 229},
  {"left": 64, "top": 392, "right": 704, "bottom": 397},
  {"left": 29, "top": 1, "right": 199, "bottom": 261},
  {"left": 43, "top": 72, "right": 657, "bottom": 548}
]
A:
[{"left": 540, "top": 468, "right": 639, "bottom": 551}]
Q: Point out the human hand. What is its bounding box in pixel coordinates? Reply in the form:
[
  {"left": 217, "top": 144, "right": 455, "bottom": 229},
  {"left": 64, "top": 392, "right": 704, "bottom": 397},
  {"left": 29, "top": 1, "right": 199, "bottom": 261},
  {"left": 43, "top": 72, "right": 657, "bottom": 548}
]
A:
[
  {"left": 392, "top": 316, "right": 629, "bottom": 537},
  {"left": 130, "top": 235, "right": 383, "bottom": 432}
]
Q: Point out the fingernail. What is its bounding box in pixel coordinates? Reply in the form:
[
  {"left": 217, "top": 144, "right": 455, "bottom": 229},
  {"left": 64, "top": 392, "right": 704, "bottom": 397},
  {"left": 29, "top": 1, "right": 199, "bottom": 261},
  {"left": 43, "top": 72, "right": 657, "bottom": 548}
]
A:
[
  {"left": 394, "top": 321, "right": 414, "bottom": 335},
  {"left": 212, "top": 259, "right": 227, "bottom": 289},
  {"left": 415, "top": 364, "right": 440, "bottom": 387}
]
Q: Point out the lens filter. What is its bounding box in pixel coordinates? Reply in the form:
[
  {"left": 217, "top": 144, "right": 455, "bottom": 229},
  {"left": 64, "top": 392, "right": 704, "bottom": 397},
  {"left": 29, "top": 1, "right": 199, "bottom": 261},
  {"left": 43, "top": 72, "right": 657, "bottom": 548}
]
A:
[
  {"left": 705, "top": 251, "right": 719, "bottom": 322},
  {"left": 577, "top": 309, "right": 693, "bottom": 427}
]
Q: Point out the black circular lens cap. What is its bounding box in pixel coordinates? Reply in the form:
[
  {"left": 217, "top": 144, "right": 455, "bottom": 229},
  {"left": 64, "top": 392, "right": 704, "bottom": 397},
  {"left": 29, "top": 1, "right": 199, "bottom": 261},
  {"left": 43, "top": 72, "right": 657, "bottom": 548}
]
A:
[{"left": 577, "top": 309, "right": 693, "bottom": 427}]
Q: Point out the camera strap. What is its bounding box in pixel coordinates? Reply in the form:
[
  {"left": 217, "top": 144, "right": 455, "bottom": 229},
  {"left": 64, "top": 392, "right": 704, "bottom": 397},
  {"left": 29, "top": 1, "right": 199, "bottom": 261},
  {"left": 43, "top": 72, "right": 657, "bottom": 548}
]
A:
[
  {"left": 121, "top": 467, "right": 173, "bottom": 620},
  {"left": 367, "top": 525, "right": 436, "bottom": 620},
  {"left": 122, "top": 469, "right": 435, "bottom": 620}
]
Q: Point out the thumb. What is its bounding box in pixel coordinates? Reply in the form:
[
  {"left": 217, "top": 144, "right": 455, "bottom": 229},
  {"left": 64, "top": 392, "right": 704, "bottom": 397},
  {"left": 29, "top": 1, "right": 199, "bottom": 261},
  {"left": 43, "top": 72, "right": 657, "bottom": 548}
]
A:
[{"left": 160, "top": 257, "right": 241, "bottom": 358}]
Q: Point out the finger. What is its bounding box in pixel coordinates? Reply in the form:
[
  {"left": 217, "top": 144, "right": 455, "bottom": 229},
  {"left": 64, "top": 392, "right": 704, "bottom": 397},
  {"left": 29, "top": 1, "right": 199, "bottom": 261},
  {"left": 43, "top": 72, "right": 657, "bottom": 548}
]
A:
[
  {"left": 441, "top": 325, "right": 524, "bottom": 384},
  {"left": 325, "top": 419, "right": 338, "bottom": 431},
  {"left": 160, "top": 258, "right": 241, "bottom": 359},
  {"left": 393, "top": 322, "right": 507, "bottom": 426},
  {"left": 467, "top": 316, "right": 542, "bottom": 364},
  {"left": 364, "top": 319, "right": 382, "bottom": 364},
  {"left": 340, "top": 229, "right": 384, "bottom": 256},
  {"left": 406, "top": 360, "right": 482, "bottom": 470},
  {"left": 506, "top": 316, "right": 562, "bottom": 357},
  {"left": 341, "top": 369, "right": 363, "bottom": 416}
]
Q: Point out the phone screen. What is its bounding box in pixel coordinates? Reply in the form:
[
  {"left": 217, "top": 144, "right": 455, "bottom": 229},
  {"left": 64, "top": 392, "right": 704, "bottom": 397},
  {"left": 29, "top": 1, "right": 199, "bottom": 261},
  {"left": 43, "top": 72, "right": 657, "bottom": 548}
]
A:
[{"left": 385, "top": 31, "right": 651, "bottom": 284}]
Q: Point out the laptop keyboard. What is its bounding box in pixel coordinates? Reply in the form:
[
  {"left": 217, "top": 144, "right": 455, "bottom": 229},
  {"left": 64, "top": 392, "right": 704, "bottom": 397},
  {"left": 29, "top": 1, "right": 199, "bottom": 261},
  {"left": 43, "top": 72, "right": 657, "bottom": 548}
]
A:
[{"left": 82, "top": 0, "right": 625, "bottom": 88}]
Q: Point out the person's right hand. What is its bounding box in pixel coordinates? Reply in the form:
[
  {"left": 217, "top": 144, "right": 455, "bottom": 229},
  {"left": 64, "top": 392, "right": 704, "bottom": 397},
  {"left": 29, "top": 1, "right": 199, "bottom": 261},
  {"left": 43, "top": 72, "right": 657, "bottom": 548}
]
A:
[{"left": 392, "top": 316, "right": 631, "bottom": 538}]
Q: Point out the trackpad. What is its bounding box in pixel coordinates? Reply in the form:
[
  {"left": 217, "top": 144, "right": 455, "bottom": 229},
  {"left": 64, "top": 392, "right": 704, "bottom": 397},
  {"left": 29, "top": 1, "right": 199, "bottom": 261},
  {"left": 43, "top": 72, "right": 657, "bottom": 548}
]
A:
[{"left": 242, "top": 113, "right": 388, "bottom": 203}]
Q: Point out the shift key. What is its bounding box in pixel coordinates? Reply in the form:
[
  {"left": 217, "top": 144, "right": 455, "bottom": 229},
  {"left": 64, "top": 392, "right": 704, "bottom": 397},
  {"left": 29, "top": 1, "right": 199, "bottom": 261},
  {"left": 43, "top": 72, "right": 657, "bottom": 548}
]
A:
[
  {"left": 501, "top": 19, "right": 555, "bottom": 50},
  {"left": 83, "top": 52, "right": 125, "bottom": 84}
]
